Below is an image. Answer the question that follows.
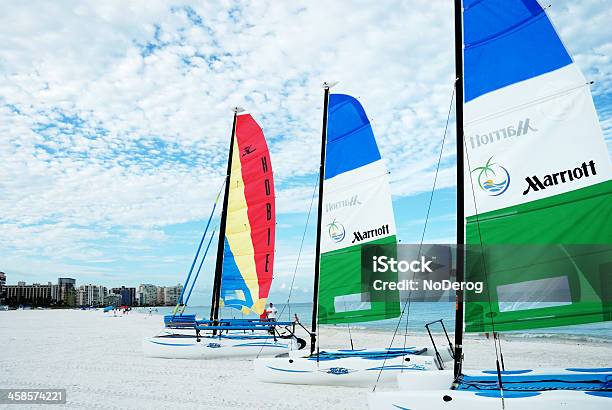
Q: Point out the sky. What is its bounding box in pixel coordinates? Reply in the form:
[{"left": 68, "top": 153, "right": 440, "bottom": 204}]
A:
[{"left": 1, "top": 0, "right": 611, "bottom": 305}]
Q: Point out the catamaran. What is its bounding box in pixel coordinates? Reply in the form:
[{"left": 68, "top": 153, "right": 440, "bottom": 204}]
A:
[
  {"left": 254, "top": 85, "right": 453, "bottom": 387},
  {"left": 143, "top": 108, "right": 305, "bottom": 359},
  {"left": 369, "top": 0, "right": 611, "bottom": 407}
]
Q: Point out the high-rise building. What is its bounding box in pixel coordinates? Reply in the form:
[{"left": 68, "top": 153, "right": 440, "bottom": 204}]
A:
[
  {"left": 163, "top": 284, "right": 183, "bottom": 306},
  {"left": 5, "top": 282, "right": 53, "bottom": 306},
  {"left": 77, "top": 284, "right": 108, "bottom": 306},
  {"left": 57, "top": 278, "right": 76, "bottom": 306},
  {"left": 50, "top": 284, "right": 59, "bottom": 302},
  {"left": 156, "top": 286, "right": 165, "bottom": 306},
  {"left": 138, "top": 284, "right": 158, "bottom": 306},
  {"left": 121, "top": 287, "right": 136, "bottom": 306},
  {"left": 103, "top": 293, "right": 121, "bottom": 306},
  {"left": 0, "top": 272, "right": 6, "bottom": 304},
  {"left": 111, "top": 286, "right": 136, "bottom": 306}
]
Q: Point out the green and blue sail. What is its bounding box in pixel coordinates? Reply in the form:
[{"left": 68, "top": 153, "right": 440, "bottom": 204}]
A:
[
  {"left": 462, "top": 0, "right": 612, "bottom": 332},
  {"left": 317, "top": 94, "right": 400, "bottom": 324}
]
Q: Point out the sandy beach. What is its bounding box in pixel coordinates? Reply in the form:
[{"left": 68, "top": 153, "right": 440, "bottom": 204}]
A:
[{"left": 1, "top": 309, "right": 610, "bottom": 409}]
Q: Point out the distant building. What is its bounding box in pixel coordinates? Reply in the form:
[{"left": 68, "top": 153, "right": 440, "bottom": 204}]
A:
[
  {"left": 0, "top": 272, "right": 6, "bottom": 304},
  {"left": 51, "top": 284, "right": 59, "bottom": 301},
  {"left": 103, "top": 293, "right": 121, "bottom": 307},
  {"left": 163, "top": 284, "right": 183, "bottom": 306},
  {"left": 156, "top": 286, "right": 165, "bottom": 306},
  {"left": 77, "top": 284, "right": 108, "bottom": 307},
  {"left": 57, "top": 278, "right": 76, "bottom": 306},
  {"left": 121, "top": 287, "right": 136, "bottom": 306},
  {"left": 5, "top": 282, "right": 53, "bottom": 306},
  {"left": 138, "top": 284, "right": 158, "bottom": 306},
  {"left": 111, "top": 286, "right": 136, "bottom": 306}
]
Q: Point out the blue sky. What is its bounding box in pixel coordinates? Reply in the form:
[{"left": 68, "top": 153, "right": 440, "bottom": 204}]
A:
[{"left": 1, "top": 1, "right": 611, "bottom": 305}]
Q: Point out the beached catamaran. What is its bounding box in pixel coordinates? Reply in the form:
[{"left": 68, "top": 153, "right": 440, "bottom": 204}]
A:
[
  {"left": 254, "top": 85, "right": 452, "bottom": 386},
  {"left": 369, "top": 0, "right": 612, "bottom": 407},
  {"left": 143, "top": 108, "right": 305, "bottom": 359}
]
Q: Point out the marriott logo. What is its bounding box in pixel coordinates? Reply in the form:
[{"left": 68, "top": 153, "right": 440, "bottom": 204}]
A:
[
  {"left": 325, "top": 195, "right": 362, "bottom": 213},
  {"left": 469, "top": 118, "right": 537, "bottom": 150},
  {"left": 352, "top": 224, "right": 390, "bottom": 244},
  {"left": 523, "top": 160, "right": 597, "bottom": 195}
]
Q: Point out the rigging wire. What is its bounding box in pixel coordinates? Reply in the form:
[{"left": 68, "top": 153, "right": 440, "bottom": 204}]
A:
[
  {"left": 171, "top": 179, "right": 225, "bottom": 320},
  {"left": 373, "top": 84, "right": 455, "bottom": 392},
  {"left": 255, "top": 177, "right": 319, "bottom": 359},
  {"left": 182, "top": 226, "right": 218, "bottom": 310},
  {"left": 344, "top": 299, "right": 355, "bottom": 350},
  {"left": 463, "top": 133, "right": 507, "bottom": 406},
  {"left": 278, "top": 177, "right": 319, "bottom": 322}
]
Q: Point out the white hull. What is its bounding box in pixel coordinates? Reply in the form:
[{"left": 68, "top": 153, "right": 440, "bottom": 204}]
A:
[
  {"left": 254, "top": 347, "right": 452, "bottom": 387},
  {"left": 368, "top": 368, "right": 611, "bottom": 409},
  {"left": 368, "top": 389, "right": 611, "bottom": 409},
  {"left": 142, "top": 333, "right": 296, "bottom": 359}
]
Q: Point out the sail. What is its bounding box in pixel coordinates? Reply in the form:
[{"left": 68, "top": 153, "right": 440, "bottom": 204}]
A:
[
  {"left": 220, "top": 113, "right": 275, "bottom": 315},
  {"left": 317, "top": 94, "right": 400, "bottom": 324},
  {"left": 462, "top": 0, "right": 612, "bottom": 332}
]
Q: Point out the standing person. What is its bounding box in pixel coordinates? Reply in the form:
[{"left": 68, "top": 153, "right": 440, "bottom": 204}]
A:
[{"left": 265, "top": 302, "right": 277, "bottom": 322}]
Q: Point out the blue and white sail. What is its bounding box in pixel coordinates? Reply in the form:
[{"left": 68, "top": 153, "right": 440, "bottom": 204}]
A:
[{"left": 463, "top": 0, "right": 612, "bottom": 216}]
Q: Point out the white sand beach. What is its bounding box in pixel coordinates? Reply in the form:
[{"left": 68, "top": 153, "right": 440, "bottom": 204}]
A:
[{"left": 1, "top": 309, "right": 610, "bottom": 409}]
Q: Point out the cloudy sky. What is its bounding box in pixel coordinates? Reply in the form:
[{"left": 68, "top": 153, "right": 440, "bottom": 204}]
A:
[{"left": 1, "top": 0, "right": 610, "bottom": 304}]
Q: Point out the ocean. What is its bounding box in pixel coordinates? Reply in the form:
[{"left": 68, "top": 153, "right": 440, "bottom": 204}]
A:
[{"left": 141, "top": 302, "right": 611, "bottom": 342}]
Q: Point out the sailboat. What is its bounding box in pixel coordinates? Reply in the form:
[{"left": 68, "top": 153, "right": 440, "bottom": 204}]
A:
[
  {"left": 253, "top": 85, "right": 453, "bottom": 386},
  {"left": 369, "top": 0, "right": 611, "bottom": 407},
  {"left": 143, "top": 108, "right": 305, "bottom": 359}
]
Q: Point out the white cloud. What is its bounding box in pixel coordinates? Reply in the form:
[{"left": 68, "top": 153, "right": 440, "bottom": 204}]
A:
[{"left": 0, "top": 0, "right": 610, "bottom": 284}]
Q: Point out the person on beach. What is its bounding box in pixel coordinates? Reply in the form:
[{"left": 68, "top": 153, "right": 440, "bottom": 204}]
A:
[{"left": 265, "top": 302, "right": 277, "bottom": 322}]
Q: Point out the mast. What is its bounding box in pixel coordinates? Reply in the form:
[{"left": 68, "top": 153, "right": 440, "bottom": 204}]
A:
[
  {"left": 453, "top": 0, "right": 465, "bottom": 381},
  {"left": 310, "top": 83, "right": 333, "bottom": 354},
  {"left": 210, "top": 107, "right": 242, "bottom": 322}
]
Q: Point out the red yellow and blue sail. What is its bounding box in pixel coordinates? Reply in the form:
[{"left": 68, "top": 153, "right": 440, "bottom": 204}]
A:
[{"left": 220, "top": 113, "right": 275, "bottom": 315}]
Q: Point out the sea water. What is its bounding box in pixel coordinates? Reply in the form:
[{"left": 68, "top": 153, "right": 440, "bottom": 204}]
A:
[{"left": 144, "top": 302, "right": 611, "bottom": 342}]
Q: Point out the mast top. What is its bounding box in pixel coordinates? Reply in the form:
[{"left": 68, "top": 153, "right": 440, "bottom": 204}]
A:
[
  {"left": 232, "top": 106, "right": 245, "bottom": 113},
  {"left": 322, "top": 81, "right": 338, "bottom": 89}
]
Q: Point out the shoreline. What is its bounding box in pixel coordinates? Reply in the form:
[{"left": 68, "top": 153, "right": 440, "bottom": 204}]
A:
[
  {"left": 8, "top": 306, "right": 611, "bottom": 344},
  {"left": 321, "top": 325, "right": 612, "bottom": 345}
]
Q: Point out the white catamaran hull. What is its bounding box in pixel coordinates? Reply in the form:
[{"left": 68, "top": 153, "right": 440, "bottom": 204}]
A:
[
  {"left": 367, "top": 389, "right": 611, "bottom": 409},
  {"left": 142, "top": 334, "right": 297, "bottom": 359},
  {"left": 368, "top": 368, "right": 611, "bottom": 409},
  {"left": 254, "top": 348, "right": 452, "bottom": 387}
]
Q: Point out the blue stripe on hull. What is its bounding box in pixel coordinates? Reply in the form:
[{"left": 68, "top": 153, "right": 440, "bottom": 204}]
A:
[
  {"left": 475, "top": 391, "right": 541, "bottom": 399},
  {"left": 233, "top": 343, "right": 288, "bottom": 348},
  {"left": 150, "top": 341, "right": 197, "bottom": 347},
  {"left": 265, "top": 366, "right": 312, "bottom": 373}
]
